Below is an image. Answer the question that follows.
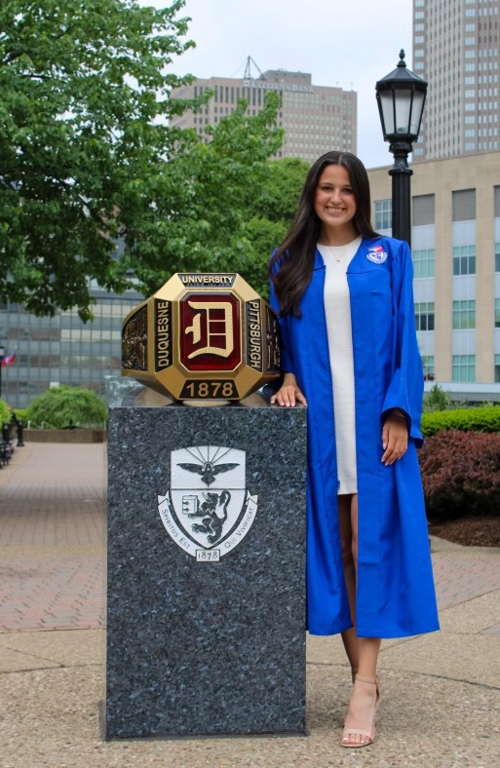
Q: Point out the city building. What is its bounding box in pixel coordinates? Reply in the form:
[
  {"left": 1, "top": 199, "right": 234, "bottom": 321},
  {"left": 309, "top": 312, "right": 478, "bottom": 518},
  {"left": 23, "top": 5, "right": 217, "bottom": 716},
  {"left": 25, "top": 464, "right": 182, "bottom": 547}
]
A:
[
  {"left": 169, "top": 68, "right": 357, "bottom": 164},
  {"left": 0, "top": 283, "right": 143, "bottom": 410},
  {"left": 413, "top": 0, "right": 500, "bottom": 160},
  {"left": 368, "top": 150, "right": 500, "bottom": 385}
]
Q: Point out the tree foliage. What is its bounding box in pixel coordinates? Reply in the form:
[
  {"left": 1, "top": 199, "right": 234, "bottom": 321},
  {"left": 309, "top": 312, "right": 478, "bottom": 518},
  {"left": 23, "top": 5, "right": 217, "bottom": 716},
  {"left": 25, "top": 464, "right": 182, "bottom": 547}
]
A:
[
  {"left": 0, "top": 0, "right": 285, "bottom": 318},
  {"left": 116, "top": 94, "right": 284, "bottom": 299},
  {"left": 0, "top": 398, "right": 10, "bottom": 426},
  {"left": 241, "top": 157, "right": 309, "bottom": 299},
  {"left": 27, "top": 385, "right": 107, "bottom": 428},
  {"left": 0, "top": 0, "right": 201, "bottom": 319}
]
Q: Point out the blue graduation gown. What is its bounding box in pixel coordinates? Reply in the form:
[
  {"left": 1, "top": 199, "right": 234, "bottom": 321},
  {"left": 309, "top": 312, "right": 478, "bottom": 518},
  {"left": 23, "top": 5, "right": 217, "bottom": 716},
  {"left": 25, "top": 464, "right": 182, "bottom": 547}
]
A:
[{"left": 270, "top": 236, "right": 440, "bottom": 638}]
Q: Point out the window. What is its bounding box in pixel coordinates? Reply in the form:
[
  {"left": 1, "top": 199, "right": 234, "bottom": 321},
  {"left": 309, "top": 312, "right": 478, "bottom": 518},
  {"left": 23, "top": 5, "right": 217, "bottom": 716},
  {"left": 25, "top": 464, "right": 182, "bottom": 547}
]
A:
[
  {"left": 374, "top": 199, "right": 392, "bottom": 231},
  {"left": 453, "top": 246, "right": 476, "bottom": 275},
  {"left": 415, "top": 11, "right": 424, "bottom": 19},
  {"left": 413, "top": 249, "right": 435, "bottom": 278},
  {"left": 421, "top": 356, "right": 435, "bottom": 381},
  {"left": 495, "top": 243, "right": 500, "bottom": 272},
  {"left": 452, "top": 189, "right": 476, "bottom": 221},
  {"left": 413, "top": 194, "right": 435, "bottom": 226},
  {"left": 453, "top": 300, "right": 476, "bottom": 329},
  {"left": 495, "top": 354, "right": 500, "bottom": 383},
  {"left": 452, "top": 355, "right": 475, "bottom": 382},
  {"left": 495, "top": 298, "right": 500, "bottom": 328},
  {"left": 414, "top": 302, "right": 435, "bottom": 331}
]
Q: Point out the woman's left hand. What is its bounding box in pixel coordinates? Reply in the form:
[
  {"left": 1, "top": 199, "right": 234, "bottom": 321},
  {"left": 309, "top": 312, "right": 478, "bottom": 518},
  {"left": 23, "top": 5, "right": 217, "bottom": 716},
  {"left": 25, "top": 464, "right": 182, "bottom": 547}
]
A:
[{"left": 381, "top": 414, "right": 408, "bottom": 466}]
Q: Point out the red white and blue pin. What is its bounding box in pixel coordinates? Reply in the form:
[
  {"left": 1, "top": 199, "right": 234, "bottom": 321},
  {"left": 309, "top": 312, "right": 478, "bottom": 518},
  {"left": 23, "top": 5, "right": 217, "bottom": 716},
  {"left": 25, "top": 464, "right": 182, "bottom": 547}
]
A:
[{"left": 366, "top": 245, "right": 388, "bottom": 264}]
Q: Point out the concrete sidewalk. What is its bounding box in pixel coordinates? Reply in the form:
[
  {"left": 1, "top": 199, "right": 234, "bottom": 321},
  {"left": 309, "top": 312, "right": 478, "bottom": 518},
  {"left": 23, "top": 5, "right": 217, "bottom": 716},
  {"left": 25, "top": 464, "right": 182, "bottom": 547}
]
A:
[{"left": 0, "top": 444, "right": 499, "bottom": 768}]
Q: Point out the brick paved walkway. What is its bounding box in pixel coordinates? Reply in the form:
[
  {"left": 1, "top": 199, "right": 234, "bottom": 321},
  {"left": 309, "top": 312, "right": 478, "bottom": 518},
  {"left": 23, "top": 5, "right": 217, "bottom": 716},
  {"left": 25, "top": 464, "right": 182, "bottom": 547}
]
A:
[
  {"left": 0, "top": 442, "right": 499, "bottom": 633},
  {"left": 0, "top": 443, "right": 105, "bottom": 632}
]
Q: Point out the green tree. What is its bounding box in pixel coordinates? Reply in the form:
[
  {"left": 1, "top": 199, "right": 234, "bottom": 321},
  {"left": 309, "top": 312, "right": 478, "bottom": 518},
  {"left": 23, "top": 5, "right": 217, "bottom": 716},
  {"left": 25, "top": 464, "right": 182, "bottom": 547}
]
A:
[
  {"left": 0, "top": 0, "right": 201, "bottom": 320},
  {"left": 423, "top": 384, "right": 451, "bottom": 412},
  {"left": 0, "top": 0, "right": 284, "bottom": 319},
  {"left": 116, "top": 94, "right": 283, "bottom": 298},
  {"left": 241, "top": 157, "right": 309, "bottom": 298}
]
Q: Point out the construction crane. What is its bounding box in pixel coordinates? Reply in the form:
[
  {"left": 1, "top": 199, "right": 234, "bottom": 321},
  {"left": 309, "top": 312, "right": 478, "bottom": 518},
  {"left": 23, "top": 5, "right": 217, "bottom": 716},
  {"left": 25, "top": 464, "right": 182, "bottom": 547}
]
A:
[{"left": 243, "top": 55, "right": 265, "bottom": 80}]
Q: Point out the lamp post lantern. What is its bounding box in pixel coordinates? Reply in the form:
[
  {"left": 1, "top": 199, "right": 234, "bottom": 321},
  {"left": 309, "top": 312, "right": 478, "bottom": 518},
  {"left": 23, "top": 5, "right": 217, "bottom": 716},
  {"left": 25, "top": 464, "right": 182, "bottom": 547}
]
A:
[{"left": 375, "top": 50, "right": 428, "bottom": 246}]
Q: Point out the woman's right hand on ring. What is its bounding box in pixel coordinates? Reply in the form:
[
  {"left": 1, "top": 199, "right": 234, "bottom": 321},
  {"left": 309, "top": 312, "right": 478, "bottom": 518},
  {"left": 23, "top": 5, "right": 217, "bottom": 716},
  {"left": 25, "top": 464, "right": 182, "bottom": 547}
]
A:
[{"left": 270, "top": 380, "right": 307, "bottom": 407}]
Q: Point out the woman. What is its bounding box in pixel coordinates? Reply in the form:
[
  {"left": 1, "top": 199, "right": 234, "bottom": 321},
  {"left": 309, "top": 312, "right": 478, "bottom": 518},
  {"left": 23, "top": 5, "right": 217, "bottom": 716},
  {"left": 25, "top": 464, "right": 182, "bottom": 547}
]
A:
[{"left": 268, "top": 151, "right": 439, "bottom": 748}]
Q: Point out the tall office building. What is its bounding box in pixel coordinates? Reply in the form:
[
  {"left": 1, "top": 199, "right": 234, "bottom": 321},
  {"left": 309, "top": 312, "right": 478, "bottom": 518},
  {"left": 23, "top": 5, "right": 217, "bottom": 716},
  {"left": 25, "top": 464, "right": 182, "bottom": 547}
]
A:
[
  {"left": 170, "top": 68, "right": 357, "bottom": 163},
  {"left": 413, "top": 0, "right": 500, "bottom": 159},
  {"left": 368, "top": 150, "right": 500, "bottom": 386}
]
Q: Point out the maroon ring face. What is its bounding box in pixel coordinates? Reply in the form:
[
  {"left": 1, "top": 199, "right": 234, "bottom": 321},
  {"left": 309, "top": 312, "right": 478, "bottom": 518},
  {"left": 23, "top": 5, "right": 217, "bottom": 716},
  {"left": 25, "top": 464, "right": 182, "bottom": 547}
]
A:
[{"left": 179, "top": 293, "right": 241, "bottom": 372}]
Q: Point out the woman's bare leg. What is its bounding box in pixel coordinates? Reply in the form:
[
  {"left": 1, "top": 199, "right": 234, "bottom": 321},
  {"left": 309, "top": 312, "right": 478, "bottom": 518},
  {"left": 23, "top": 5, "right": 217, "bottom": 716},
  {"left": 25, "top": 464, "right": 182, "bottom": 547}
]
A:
[
  {"left": 338, "top": 493, "right": 358, "bottom": 676},
  {"left": 341, "top": 493, "right": 382, "bottom": 746}
]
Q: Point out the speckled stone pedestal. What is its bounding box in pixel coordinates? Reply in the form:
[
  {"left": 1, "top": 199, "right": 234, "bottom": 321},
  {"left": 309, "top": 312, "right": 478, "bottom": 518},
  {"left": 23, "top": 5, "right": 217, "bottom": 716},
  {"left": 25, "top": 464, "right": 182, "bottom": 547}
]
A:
[{"left": 106, "top": 405, "right": 307, "bottom": 739}]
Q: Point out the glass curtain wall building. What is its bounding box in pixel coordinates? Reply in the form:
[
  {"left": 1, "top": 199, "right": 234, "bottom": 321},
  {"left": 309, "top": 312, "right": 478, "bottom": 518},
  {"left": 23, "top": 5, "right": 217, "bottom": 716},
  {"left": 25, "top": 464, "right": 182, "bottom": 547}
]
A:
[{"left": 0, "top": 283, "right": 143, "bottom": 409}]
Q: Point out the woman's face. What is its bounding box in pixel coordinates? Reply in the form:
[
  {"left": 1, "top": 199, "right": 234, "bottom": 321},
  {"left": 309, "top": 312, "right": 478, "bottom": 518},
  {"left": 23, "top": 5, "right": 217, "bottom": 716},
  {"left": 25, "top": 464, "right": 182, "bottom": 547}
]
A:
[{"left": 314, "top": 164, "right": 357, "bottom": 235}]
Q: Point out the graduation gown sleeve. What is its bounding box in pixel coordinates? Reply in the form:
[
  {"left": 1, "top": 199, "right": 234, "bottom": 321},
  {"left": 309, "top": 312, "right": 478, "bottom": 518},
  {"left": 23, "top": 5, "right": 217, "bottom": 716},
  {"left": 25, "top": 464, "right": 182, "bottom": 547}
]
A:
[{"left": 381, "top": 240, "right": 424, "bottom": 447}]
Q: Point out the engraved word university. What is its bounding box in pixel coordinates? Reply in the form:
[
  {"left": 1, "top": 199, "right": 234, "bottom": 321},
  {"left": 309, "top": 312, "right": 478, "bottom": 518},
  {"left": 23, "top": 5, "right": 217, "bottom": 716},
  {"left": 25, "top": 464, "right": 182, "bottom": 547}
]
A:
[
  {"left": 122, "top": 272, "right": 281, "bottom": 401},
  {"left": 158, "top": 445, "right": 258, "bottom": 561}
]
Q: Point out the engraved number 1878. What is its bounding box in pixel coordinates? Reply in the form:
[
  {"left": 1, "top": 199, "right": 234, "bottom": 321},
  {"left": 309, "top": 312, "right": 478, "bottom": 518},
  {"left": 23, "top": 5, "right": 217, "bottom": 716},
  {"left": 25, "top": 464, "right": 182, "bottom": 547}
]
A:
[{"left": 181, "top": 380, "right": 236, "bottom": 399}]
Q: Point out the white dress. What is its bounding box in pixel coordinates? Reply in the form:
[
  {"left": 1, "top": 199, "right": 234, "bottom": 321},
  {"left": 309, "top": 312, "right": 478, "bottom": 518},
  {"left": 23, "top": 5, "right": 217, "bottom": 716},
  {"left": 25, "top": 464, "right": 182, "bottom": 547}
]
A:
[{"left": 317, "top": 237, "right": 361, "bottom": 495}]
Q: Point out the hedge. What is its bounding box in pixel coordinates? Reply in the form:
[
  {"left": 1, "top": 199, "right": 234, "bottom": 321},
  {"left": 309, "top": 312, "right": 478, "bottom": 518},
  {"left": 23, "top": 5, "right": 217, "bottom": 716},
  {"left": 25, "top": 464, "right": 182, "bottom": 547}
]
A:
[
  {"left": 421, "top": 406, "right": 500, "bottom": 437},
  {"left": 0, "top": 398, "right": 10, "bottom": 427},
  {"left": 27, "top": 386, "right": 107, "bottom": 429},
  {"left": 419, "top": 430, "right": 500, "bottom": 520}
]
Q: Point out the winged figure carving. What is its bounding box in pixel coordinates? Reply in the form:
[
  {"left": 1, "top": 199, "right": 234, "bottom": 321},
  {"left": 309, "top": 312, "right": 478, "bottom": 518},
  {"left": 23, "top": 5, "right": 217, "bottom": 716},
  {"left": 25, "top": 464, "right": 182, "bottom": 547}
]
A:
[{"left": 177, "top": 461, "right": 239, "bottom": 486}]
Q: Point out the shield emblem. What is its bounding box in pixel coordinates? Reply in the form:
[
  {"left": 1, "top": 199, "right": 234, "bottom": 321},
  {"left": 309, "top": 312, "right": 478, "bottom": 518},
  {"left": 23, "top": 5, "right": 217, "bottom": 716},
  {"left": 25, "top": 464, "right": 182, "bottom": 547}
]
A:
[{"left": 158, "top": 446, "right": 258, "bottom": 561}]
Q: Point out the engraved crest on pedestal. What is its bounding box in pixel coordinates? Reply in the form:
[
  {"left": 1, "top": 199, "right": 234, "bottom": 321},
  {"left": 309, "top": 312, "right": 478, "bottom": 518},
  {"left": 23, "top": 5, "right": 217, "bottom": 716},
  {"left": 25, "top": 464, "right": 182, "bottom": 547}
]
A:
[{"left": 158, "top": 446, "right": 258, "bottom": 561}]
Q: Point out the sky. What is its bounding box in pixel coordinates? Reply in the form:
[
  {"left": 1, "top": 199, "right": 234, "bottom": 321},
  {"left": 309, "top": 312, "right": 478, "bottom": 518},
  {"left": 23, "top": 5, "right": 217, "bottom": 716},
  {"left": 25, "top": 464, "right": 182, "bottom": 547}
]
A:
[{"left": 148, "top": 0, "right": 415, "bottom": 169}]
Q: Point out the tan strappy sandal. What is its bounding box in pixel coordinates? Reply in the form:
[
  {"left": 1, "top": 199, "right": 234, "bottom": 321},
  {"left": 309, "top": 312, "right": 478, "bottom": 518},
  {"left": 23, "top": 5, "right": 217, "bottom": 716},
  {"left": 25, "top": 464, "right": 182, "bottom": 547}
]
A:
[{"left": 340, "top": 673, "right": 380, "bottom": 749}]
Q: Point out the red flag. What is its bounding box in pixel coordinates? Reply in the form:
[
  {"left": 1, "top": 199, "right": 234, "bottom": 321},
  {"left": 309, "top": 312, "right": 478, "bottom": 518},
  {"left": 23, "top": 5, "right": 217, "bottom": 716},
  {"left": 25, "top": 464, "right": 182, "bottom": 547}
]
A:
[{"left": 1, "top": 352, "right": 15, "bottom": 368}]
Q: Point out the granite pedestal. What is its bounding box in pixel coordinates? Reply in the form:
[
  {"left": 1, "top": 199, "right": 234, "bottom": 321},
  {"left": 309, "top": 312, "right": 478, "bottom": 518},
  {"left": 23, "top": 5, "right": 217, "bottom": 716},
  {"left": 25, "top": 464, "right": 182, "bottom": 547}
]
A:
[{"left": 106, "top": 404, "right": 307, "bottom": 739}]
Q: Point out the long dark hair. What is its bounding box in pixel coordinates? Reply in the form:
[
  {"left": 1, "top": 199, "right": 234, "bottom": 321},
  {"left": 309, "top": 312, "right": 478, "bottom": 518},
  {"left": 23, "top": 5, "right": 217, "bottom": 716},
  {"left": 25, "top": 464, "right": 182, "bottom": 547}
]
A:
[{"left": 269, "top": 151, "right": 378, "bottom": 317}]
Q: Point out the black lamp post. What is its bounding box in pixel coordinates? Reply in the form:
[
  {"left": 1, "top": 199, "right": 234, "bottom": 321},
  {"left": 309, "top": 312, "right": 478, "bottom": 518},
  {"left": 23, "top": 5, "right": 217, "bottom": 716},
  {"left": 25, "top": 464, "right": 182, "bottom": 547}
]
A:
[
  {"left": 375, "top": 50, "right": 428, "bottom": 246},
  {"left": 0, "top": 344, "right": 5, "bottom": 400}
]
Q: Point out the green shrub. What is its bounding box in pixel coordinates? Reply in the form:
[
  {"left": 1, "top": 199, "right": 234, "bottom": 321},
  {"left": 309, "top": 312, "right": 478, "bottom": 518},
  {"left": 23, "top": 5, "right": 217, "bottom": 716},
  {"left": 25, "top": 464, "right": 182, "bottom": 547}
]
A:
[
  {"left": 421, "top": 406, "right": 500, "bottom": 437},
  {"left": 27, "top": 386, "right": 107, "bottom": 429},
  {"left": 419, "top": 430, "right": 500, "bottom": 520},
  {"left": 423, "top": 384, "right": 450, "bottom": 412},
  {"left": 14, "top": 408, "right": 28, "bottom": 424},
  {"left": 0, "top": 398, "right": 10, "bottom": 427}
]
